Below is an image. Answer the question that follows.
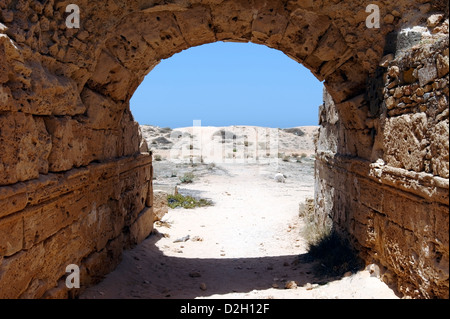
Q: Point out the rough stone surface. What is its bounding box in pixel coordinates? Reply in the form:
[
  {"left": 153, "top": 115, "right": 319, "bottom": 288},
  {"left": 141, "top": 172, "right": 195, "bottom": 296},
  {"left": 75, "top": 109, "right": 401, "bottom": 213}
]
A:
[
  {"left": 315, "top": 28, "right": 449, "bottom": 298},
  {"left": 0, "top": 155, "right": 152, "bottom": 298},
  {"left": 0, "top": 112, "right": 51, "bottom": 184},
  {"left": 0, "top": 0, "right": 448, "bottom": 299},
  {"left": 152, "top": 190, "right": 169, "bottom": 222}
]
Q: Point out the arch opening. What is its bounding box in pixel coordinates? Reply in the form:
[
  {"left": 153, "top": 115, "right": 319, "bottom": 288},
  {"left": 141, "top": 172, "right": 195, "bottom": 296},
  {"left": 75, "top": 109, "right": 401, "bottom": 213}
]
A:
[{"left": 130, "top": 41, "right": 323, "bottom": 129}]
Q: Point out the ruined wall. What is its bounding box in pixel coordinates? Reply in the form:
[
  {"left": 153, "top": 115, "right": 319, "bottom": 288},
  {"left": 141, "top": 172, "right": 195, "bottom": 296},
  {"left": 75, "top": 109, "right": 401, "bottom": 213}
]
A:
[
  {"left": 315, "top": 15, "right": 449, "bottom": 298},
  {"left": 0, "top": 0, "right": 156, "bottom": 297},
  {"left": 0, "top": 154, "right": 154, "bottom": 298},
  {"left": 0, "top": 0, "right": 448, "bottom": 298}
]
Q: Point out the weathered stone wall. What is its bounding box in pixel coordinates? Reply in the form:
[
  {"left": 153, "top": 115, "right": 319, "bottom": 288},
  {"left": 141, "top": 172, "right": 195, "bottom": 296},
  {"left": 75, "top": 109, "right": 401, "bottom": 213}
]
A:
[
  {"left": 0, "top": 0, "right": 448, "bottom": 298},
  {"left": 0, "top": 154, "right": 154, "bottom": 298},
  {"left": 315, "top": 16, "right": 449, "bottom": 298}
]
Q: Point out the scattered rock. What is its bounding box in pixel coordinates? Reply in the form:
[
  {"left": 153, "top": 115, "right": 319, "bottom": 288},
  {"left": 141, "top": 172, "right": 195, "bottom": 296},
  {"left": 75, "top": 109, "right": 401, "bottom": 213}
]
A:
[
  {"left": 285, "top": 281, "right": 297, "bottom": 289},
  {"left": 200, "top": 283, "right": 207, "bottom": 291},
  {"left": 388, "top": 65, "right": 400, "bottom": 78},
  {"left": 385, "top": 97, "right": 395, "bottom": 110},
  {"left": 173, "top": 235, "right": 190, "bottom": 243},
  {"left": 366, "top": 263, "right": 381, "bottom": 278},
  {"left": 436, "top": 54, "right": 449, "bottom": 78},
  {"left": 275, "top": 173, "right": 286, "bottom": 183},
  {"left": 383, "top": 14, "right": 395, "bottom": 25},
  {"left": 304, "top": 283, "right": 314, "bottom": 290},
  {"left": 191, "top": 236, "right": 203, "bottom": 242},
  {"left": 427, "top": 14, "right": 444, "bottom": 28},
  {"left": 212, "top": 129, "right": 237, "bottom": 141},
  {"left": 152, "top": 136, "right": 172, "bottom": 145},
  {"left": 418, "top": 63, "right": 438, "bottom": 87},
  {"left": 379, "top": 54, "right": 394, "bottom": 67}
]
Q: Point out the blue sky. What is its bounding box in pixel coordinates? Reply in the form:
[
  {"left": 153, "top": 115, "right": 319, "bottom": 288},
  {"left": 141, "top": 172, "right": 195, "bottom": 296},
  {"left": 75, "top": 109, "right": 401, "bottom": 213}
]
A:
[{"left": 130, "top": 42, "right": 323, "bottom": 129}]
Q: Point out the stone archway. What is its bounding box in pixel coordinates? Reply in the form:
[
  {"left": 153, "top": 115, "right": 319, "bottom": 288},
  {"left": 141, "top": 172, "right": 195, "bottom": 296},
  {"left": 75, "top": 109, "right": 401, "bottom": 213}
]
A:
[{"left": 0, "top": 0, "right": 448, "bottom": 298}]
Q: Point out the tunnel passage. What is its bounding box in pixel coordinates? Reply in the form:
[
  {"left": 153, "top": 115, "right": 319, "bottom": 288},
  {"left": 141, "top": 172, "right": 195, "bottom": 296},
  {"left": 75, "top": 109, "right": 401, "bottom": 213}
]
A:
[{"left": 0, "top": 0, "right": 448, "bottom": 298}]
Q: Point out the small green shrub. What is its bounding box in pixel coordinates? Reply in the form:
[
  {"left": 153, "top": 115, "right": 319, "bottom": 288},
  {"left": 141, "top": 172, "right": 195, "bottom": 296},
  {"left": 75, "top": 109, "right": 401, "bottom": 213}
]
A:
[
  {"left": 168, "top": 194, "right": 213, "bottom": 209},
  {"left": 282, "top": 128, "right": 305, "bottom": 136},
  {"left": 179, "top": 172, "right": 195, "bottom": 183},
  {"left": 154, "top": 154, "right": 162, "bottom": 161},
  {"left": 208, "top": 163, "right": 216, "bottom": 169},
  {"left": 159, "top": 127, "right": 172, "bottom": 134},
  {"left": 299, "top": 198, "right": 363, "bottom": 277},
  {"left": 306, "top": 230, "right": 364, "bottom": 277}
]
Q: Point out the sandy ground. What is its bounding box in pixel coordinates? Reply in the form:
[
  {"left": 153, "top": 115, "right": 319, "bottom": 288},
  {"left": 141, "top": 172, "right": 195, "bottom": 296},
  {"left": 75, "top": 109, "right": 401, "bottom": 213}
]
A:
[{"left": 80, "top": 153, "right": 400, "bottom": 299}]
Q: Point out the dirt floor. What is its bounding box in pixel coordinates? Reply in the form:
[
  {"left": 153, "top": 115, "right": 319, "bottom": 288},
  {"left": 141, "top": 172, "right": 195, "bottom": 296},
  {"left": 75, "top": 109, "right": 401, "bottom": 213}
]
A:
[{"left": 80, "top": 156, "right": 400, "bottom": 299}]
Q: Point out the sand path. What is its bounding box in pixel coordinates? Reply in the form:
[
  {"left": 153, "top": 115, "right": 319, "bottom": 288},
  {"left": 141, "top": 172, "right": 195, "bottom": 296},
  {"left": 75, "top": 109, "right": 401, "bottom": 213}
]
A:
[{"left": 80, "top": 161, "right": 399, "bottom": 299}]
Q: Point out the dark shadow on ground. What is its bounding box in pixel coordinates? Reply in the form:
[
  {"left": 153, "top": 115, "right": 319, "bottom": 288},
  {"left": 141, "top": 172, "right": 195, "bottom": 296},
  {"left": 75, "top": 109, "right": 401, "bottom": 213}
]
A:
[{"left": 81, "top": 230, "right": 351, "bottom": 299}]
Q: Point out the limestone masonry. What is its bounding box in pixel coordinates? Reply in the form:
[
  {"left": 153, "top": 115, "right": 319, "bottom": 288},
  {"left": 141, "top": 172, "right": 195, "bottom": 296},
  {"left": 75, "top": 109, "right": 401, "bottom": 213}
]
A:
[{"left": 0, "top": 0, "right": 448, "bottom": 298}]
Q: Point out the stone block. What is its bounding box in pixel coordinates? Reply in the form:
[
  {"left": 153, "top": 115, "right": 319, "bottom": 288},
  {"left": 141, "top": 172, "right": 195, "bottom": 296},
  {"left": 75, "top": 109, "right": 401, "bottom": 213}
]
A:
[
  {"left": 383, "top": 191, "right": 433, "bottom": 236},
  {"left": 250, "top": 4, "right": 289, "bottom": 46},
  {"left": 138, "top": 12, "right": 189, "bottom": 60},
  {"left": 119, "top": 110, "right": 141, "bottom": 157},
  {"left": 80, "top": 234, "right": 123, "bottom": 288},
  {"left": 24, "top": 61, "right": 86, "bottom": 116},
  {"left": 80, "top": 87, "right": 125, "bottom": 130},
  {"left": 175, "top": 6, "right": 216, "bottom": 47},
  {"left": 44, "top": 116, "right": 120, "bottom": 172},
  {"left": 427, "top": 14, "right": 444, "bottom": 28},
  {"left": 153, "top": 190, "right": 169, "bottom": 221},
  {"left": 430, "top": 119, "right": 449, "bottom": 178},
  {"left": 279, "top": 9, "right": 330, "bottom": 64},
  {"left": 0, "top": 243, "right": 46, "bottom": 298},
  {"left": 434, "top": 204, "right": 449, "bottom": 249},
  {"left": 88, "top": 50, "right": 135, "bottom": 101},
  {"left": 436, "top": 53, "right": 449, "bottom": 78},
  {"left": 41, "top": 280, "right": 69, "bottom": 299},
  {"left": 210, "top": 0, "right": 254, "bottom": 41},
  {"left": 0, "top": 190, "right": 28, "bottom": 219},
  {"left": 0, "top": 212, "right": 23, "bottom": 256},
  {"left": 0, "top": 112, "right": 51, "bottom": 185},
  {"left": 418, "top": 62, "right": 438, "bottom": 87},
  {"left": 129, "top": 207, "right": 154, "bottom": 245},
  {"left": 39, "top": 223, "right": 92, "bottom": 286},
  {"left": 22, "top": 190, "right": 88, "bottom": 249},
  {"left": 383, "top": 113, "right": 428, "bottom": 172}
]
